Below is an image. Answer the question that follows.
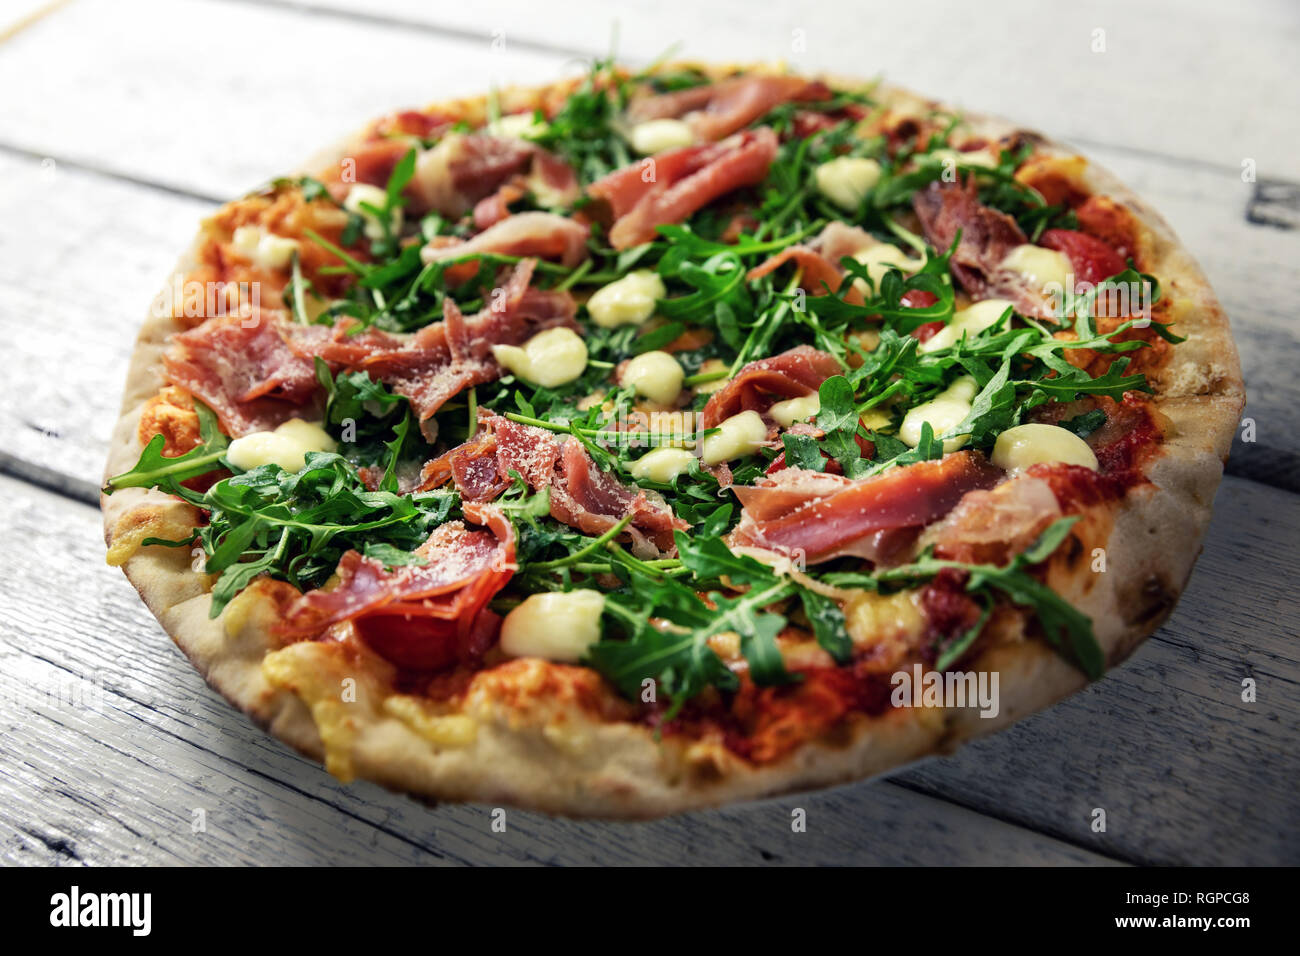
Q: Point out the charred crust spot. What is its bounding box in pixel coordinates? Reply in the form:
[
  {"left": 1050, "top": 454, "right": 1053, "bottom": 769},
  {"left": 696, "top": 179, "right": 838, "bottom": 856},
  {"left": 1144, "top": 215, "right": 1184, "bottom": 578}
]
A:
[{"left": 1125, "top": 574, "right": 1177, "bottom": 627}]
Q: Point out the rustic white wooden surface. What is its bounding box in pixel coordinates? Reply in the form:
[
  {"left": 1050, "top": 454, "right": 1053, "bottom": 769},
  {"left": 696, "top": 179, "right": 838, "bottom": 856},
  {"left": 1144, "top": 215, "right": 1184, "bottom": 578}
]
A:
[{"left": 0, "top": 0, "right": 1297, "bottom": 865}]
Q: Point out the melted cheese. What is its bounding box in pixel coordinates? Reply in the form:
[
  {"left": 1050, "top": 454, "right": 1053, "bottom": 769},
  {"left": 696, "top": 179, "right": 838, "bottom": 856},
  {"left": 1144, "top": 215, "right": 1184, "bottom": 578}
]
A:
[
  {"left": 226, "top": 419, "right": 337, "bottom": 473},
  {"left": 769, "top": 393, "right": 820, "bottom": 427},
  {"left": 630, "top": 118, "right": 695, "bottom": 154},
  {"left": 919, "top": 298, "right": 1015, "bottom": 353},
  {"left": 491, "top": 327, "right": 588, "bottom": 387},
  {"left": 499, "top": 590, "right": 605, "bottom": 662},
  {"left": 343, "top": 183, "right": 402, "bottom": 241},
  {"left": 999, "top": 244, "right": 1071, "bottom": 294},
  {"left": 991, "top": 423, "right": 1099, "bottom": 473},
  {"left": 586, "top": 270, "right": 665, "bottom": 328},
  {"left": 700, "top": 410, "right": 768, "bottom": 464},
  {"left": 844, "top": 589, "right": 924, "bottom": 648},
  {"left": 488, "top": 111, "right": 549, "bottom": 140},
  {"left": 852, "top": 243, "right": 924, "bottom": 292},
  {"left": 622, "top": 350, "right": 685, "bottom": 405},
  {"left": 230, "top": 225, "right": 298, "bottom": 271},
  {"left": 813, "top": 156, "right": 881, "bottom": 210},
  {"left": 383, "top": 696, "right": 478, "bottom": 748},
  {"left": 899, "top": 376, "right": 977, "bottom": 453},
  {"left": 629, "top": 446, "right": 695, "bottom": 483}
]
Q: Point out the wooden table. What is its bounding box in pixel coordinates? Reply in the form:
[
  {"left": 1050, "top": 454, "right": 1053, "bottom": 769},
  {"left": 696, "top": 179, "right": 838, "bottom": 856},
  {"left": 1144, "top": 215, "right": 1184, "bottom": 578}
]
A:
[{"left": 1, "top": 0, "right": 1296, "bottom": 866}]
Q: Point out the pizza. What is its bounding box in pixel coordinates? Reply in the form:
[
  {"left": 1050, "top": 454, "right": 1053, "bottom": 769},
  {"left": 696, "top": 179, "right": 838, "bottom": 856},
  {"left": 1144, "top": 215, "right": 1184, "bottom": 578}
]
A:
[{"left": 101, "top": 60, "right": 1244, "bottom": 817}]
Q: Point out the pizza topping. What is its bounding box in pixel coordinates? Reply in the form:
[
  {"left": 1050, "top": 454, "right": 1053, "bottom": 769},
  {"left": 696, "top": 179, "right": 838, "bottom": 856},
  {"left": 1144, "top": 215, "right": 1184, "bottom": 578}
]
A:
[
  {"left": 729, "top": 451, "right": 1003, "bottom": 565},
  {"left": 588, "top": 127, "right": 779, "bottom": 249},
  {"left": 420, "top": 211, "right": 589, "bottom": 269},
  {"left": 279, "top": 500, "right": 515, "bottom": 671},
  {"left": 499, "top": 589, "right": 606, "bottom": 662},
  {"left": 163, "top": 312, "right": 319, "bottom": 437},
  {"left": 700, "top": 410, "right": 770, "bottom": 465},
  {"left": 700, "top": 345, "right": 841, "bottom": 430},
  {"left": 491, "top": 326, "right": 589, "bottom": 388},
  {"left": 112, "top": 61, "right": 1182, "bottom": 742},
  {"left": 225, "top": 418, "right": 337, "bottom": 473},
  {"left": 619, "top": 350, "right": 685, "bottom": 405},
  {"left": 230, "top": 224, "right": 298, "bottom": 271},
  {"left": 586, "top": 269, "right": 665, "bottom": 327},
  {"left": 629, "top": 118, "right": 696, "bottom": 155},
  {"left": 991, "top": 423, "right": 1099, "bottom": 474},
  {"left": 814, "top": 156, "right": 882, "bottom": 210},
  {"left": 343, "top": 183, "right": 402, "bottom": 241}
]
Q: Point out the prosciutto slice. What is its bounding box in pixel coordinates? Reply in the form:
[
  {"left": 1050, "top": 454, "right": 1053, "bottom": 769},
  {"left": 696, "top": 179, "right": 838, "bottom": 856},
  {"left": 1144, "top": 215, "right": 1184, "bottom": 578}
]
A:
[
  {"left": 167, "top": 261, "right": 575, "bottom": 439},
  {"left": 628, "top": 75, "right": 831, "bottom": 141},
  {"left": 421, "top": 211, "right": 589, "bottom": 269},
  {"left": 588, "top": 128, "right": 778, "bottom": 249},
  {"left": 288, "top": 260, "right": 577, "bottom": 428},
  {"left": 419, "top": 412, "right": 686, "bottom": 556},
  {"left": 408, "top": 133, "right": 579, "bottom": 219},
  {"left": 729, "top": 452, "right": 1003, "bottom": 565},
  {"left": 278, "top": 501, "right": 515, "bottom": 670},
  {"left": 747, "top": 222, "right": 881, "bottom": 305},
  {"left": 700, "top": 345, "right": 842, "bottom": 430},
  {"left": 163, "top": 313, "right": 318, "bottom": 436},
  {"left": 912, "top": 179, "right": 1058, "bottom": 319}
]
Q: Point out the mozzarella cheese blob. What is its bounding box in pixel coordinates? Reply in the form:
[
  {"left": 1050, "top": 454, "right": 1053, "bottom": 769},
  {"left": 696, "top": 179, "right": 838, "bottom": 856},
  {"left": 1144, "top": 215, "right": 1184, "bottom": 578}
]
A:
[
  {"left": 928, "top": 147, "right": 998, "bottom": 170},
  {"left": 629, "top": 447, "right": 696, "bottom": 483},
  {"left": 343, "top": 183, "right": 402, "bottom": 241},
  {"left": 769, "top": 393, "right": 820, "bottom": 427},
  {"left": 991, "top": 423, "right": 1099, "bottom": 473},
  {"left": 226, "top": 419, "right": 337, "bottom": 473},
  {"left": 499, "top": 590, "right": 605, "bottom": 662},
  {"left": 701, "top": 410, "right": 768, "bottom": 464},
  {"left": 814, "top": 156, "right": 882, "bottom": 210},
  {"left": 919, "top": 298, "right": 1015, "bottom": 353},
  {"left": 630, "top": 118, "right": 695, "bottom": 154},
  {"left": 491, "top": 327, "right": 588, "bottom": 388},
  {"left": 999, "top": 244, "right": 1072, "bottom": 294},
  {"left": 585, "top": 270, "right": 666, "bottom": 328},
  {"left": 488, "top": 111, "right": 550, "bottom": 141},
  {"left": 622, "top": 350, "right": 685, "bottom": 406},
  {"left": 230, "top": 225, "right": 298, "bottom": 271},
  {"left": 899, "top": 375, "right": 978, "bottom": 453},
  {"left": 852, "top": 243, "right": 925, "bottom": 293}
]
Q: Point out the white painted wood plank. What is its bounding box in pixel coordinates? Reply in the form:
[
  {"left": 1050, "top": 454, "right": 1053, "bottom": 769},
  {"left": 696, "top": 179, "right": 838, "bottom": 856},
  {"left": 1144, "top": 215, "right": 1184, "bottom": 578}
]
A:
[
  {"left": 0, "top": 0, "right": 572, "bottom": 199},
  {"left": 0, "top": 474, "right": 1115, "bottom": 865},
  {"left": 291, "top": 0, "right": 1300, "bottom": 178}
]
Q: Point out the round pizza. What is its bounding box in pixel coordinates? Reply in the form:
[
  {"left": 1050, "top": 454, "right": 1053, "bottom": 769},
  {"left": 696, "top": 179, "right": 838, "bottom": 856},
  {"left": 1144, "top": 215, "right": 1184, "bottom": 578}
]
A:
[{"left": 102, "top": 60, "right": 1244, "bottom": 817}]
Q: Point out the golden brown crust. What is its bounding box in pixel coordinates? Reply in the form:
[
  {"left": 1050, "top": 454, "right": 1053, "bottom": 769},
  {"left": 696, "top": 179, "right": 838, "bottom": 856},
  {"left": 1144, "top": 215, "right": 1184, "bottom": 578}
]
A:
[{"left": 102, "top": 64, "right": 1244, "bottom": 817}]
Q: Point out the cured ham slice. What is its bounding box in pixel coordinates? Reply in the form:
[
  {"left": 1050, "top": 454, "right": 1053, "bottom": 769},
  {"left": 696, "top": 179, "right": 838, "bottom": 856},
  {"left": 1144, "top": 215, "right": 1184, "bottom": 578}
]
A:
[
  {"left": 421, "top": 211, "right": 589, "bottom": 269},
  {"left": 700, "top": 345, "right": 842, "bottom": 430},
  {"left": 278, "top": 501, "right": 515, "bottom": 671},
  {"left": 729, "top": 452, "right": 1003, "bottom": 565},
  {"left": 628, "top": 75, "right": 831, "bottom": 141},
  {"left": 924, "top": 475, "right": 1062, "bottom": 566},
  {"left": 419, "top": 412, "right": 686, "bottom": 556},
  {"left": 408, "top": 133, "right": 579, "bottom": 219},
  {"left": 588, "top": 128, "right": 778, "bottom": 249},
  {"left": 913, "top": 179, "right": 1063, "bottom": 319},
  {"left": 747, "top": 221, "right": 881, "bottom": 305},
  {"left": 288, "top": 260, "right": 577, "bottom": 429},
  {"left": 163, "top": 312, "right": 318, "bottom": 436}
]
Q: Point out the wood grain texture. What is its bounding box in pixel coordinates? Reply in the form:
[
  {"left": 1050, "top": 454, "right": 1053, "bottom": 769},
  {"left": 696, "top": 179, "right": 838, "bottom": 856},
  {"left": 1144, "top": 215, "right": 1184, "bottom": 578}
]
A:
[
  {"left": 0, "top": 474, "right": 1117, "bottom": 866},
  {"left": 3, "top": 471, "right": 1297, "bottom": 864},
  {"left": 287, "top": 0, "right": 1300, "bottom": 178}
]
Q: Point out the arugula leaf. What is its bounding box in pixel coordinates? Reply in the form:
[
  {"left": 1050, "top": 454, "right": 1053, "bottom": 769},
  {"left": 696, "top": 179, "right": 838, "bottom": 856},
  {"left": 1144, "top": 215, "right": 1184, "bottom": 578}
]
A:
[{"left": 104, "top": 400, "right": 229, "bottom": 493}]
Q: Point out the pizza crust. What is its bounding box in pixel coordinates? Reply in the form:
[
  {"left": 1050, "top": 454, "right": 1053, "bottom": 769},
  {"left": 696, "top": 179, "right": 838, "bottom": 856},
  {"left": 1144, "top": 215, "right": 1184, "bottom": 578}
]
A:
[{"left": 102, "top": 66, "right": 1244, "bottom": 817}]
